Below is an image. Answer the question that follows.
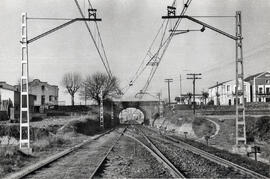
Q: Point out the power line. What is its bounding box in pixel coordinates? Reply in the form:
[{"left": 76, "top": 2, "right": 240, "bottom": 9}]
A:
[
  {"left": 195, "top": 40, "right": 270, "bottom": 75},
  {"left": 125, "top": 0, "right": 183, "bottom": 95},
  {"left": 27, "top": 17, "right": 74, "bottom": 20},
  {"left": 189, "top": 15, "right": 235, "bottom": 18},
  {"left": 125, "top": 20, "right": 167, "bottom": 94},
  {"left": 139, "top": 0, "right": 193, "bottom": 96},
  {"left": 87, "top": 0, "right": 112, "bottom": 76},
  {"left": 73, "top": 0, "right": 112, "bottom": 78}
]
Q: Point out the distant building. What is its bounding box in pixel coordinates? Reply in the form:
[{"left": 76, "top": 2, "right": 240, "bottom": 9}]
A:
[
  {"left": 0, "top": 82, "right": 35, "bottom": 120},
  {"left": 15, "top": 79, "right": 59, "bottom": 112},
  {"left": 245, "top": 72, "right": 270, "bottom": 102},
  {"left": 0, "top": 82, "right": 16, "bottom": 113},
  {"left": 208, "top": 79, "right": 251, "bottom": 105},
  {"left": 180, "top": 94, "right": 203, "bottom": 105}
]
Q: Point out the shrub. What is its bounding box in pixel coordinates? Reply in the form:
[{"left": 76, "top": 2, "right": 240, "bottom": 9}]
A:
[
  {"left": 32, "top": 135, "right": 71, "bottom": 152},
  {"left": 0, "top": 111, "right": 9, "bottom": 121},
  {"left": 207, "top": 100, "right": 214, "bottom": 105}
]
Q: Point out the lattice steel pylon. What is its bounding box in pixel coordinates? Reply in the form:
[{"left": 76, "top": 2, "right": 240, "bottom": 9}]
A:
[
  {"left": 20, "top": 13, "right": 30, "bottom": 150},
  {"left": 99, "top": 90, "right": 104, "bottom": 128},
  {"left": 19, "top": 10, "right": 101, "bottom": 150},
  {"left": 235, "top": 11, "right": 246, "bottom": 145}
]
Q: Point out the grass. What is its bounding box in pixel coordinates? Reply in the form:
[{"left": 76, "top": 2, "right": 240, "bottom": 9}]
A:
[
  {"left": 32, "top": 134, "right": 71, "bottom": 152},
  {"left": 192, "top": 117, "right": 216, "bottom": 138},
  {"left": 0, "top": 146, "right": 32, "bottom": 178},
  {"left": 170, "top": 134, "right": 270, "bottom": 177}
]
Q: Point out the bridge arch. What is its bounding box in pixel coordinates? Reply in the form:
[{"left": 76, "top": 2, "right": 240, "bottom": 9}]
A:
[
  {"left": 113, "top": 100, "right": 162, "bottom": 125},
  {"left": 118, "top": 107, "right": 145, "bottom": 124}
]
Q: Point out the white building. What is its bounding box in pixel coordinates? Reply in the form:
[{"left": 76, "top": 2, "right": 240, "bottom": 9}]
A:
[
  {"left": 245, "top": 71, "right": 270, "bottom": 102},
  {"left": 15, "top": 79, "right": 59, "bottom": 112},
  {"left": 208, "top": 79, "right": 250, "bottom": 105},
  {"left": 0, "top": 82, "right": 16, "bottom": 111}
]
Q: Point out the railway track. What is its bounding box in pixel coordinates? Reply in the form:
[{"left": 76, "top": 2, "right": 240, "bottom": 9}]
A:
[
  {"left": 124, "top": 134, "right": 185, "bottom": 178},
  {"left": 139, "top": 126, "right": 269, "bottom": 179},
  {"left": 7, "top": 125, "right": 185, "bottom": 178},
  {"left": 7, "top": 124, "right": 267, "bottom": 178},
  {"left": 162, "top": 135, "right": 270, "bottom": 179},
  {"left": 92, "top": 125, "right": 184, "bottom": 178},
  {"left": 5, "top": 127, "right": 122, "bottom": 179}
]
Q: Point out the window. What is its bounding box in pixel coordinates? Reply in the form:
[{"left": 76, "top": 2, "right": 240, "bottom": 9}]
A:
[
  {"left": 33, "top": 95, "right": 37, "bottom": 100},
  {"left": 266, "top": 80, "right": 270, "bottom": 84},
  {"left": 259, "top": 87, "right": 263, "bottom": 94},
  {"left": 41, "top": 85, "right": 45, "bottom": 91},
  {"left": 49, "top": 96, "right": 53, "bottom": 101},
  {"left": 222, "top": 85, "right": 225, "bottom": 90},
  {"left": 258, "top": 98, "right": 261, "bottom": 102},
  {"left": 227, "top": 85, "right": 230, "bottom": 92},
  {"left": 41, "top": 95, "right": 45, "bottom": 105},
  {"left": 266, "top": 88, "right": 270, "bottom": 94}
]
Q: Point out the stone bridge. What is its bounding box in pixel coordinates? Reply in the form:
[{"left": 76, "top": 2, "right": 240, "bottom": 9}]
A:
[{"left": 113, "top": 99, "right": 164, "bottom": 125}]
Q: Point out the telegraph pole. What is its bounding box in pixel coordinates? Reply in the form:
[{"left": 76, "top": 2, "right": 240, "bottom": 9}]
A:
[
  {"left": 162, "top": 10, "right": 247, "bottom": 146},
  {"left": 164, "top": 79, "right": 173, "bottom": 107},
  {"left": 20, "top": 13, "right": 30, "bottom": 151},
  {"left": 187, "top": 73, "right": 202, "bottom": 115},
  {"left": 111, "top": 103, "right": 114, "bottom": 127},
  {"left": 99, "top": 90, "right": 104, "bottom": 129},
  {"left": 216, "top": 81, "right": 219, "bottom": 105},
  {"left": 157, "top": 92, "right": 163, "bottom": 118},
  {"left": 19, "top": 10, "right": 101, "bottom": 151},
  {"left": 235, "top": 11, "right": 246, "bottom": 145}
]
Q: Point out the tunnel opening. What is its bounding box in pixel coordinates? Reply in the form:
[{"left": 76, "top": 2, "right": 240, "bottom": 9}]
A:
[{"left": 118, "top": 107, "right": 145, "bottom": 124}]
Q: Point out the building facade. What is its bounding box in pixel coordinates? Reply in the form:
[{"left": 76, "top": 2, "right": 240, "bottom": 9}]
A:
[
  {"left": 15, "top": 79, "right": 59, "bottom": 112},
  {"left": 208, "top": 79, "right": 251, "bottom": 105},
  {"left": 0, "top": 82, "right": 35, "bottom": 120},
  {"left": 0, "top": 82, "right": 16, "bottom": 113},
  {"left": 180, "top": 94, "right": 203, "bottom": 105},
  {"left": 245, "top": 72, "right": 270, "bottom": 102},
  {"left": 28, "top": 79, "right": 59, "bottom": 110}
]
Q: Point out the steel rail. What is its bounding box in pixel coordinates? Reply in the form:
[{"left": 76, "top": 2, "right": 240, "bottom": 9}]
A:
[
  {"left": 5, "top": 128, "right": 116, "bottom": 179},
  {"left": 132, "top": 126, "right": 185, "bottom": 178},
  {"left": 89, "top": 127, "right": 127, "bottom": 178},
  {"left": 161, "top": 135, "right": 269, "bottom": 179},
  {"left": 125, "top": 133, "right": 185, "bottom": 178}
]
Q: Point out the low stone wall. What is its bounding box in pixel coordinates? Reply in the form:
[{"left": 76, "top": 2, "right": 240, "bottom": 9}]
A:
[{"left": 174, "top": 103, "right": 270, "bottom": 115}]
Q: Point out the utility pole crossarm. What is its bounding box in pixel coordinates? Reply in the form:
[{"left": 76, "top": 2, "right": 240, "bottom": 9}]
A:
[
  {"left": 186, "top": 73, "right": 202, "bottom": 115},
  {"left": 187, "top": 77, "right": 201, "bottom": 79},
  {"left": 162, "top": 15, "right": 238, "bottom": 41},
  {"left": 26, "top": 18, "right": 101, "bottom": 44}
]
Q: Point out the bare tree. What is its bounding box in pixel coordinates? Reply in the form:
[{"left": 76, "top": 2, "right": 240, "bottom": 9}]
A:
[
  {"left": 61, "top": 72, "right": 82, "bottom": 106},
  {"left": 81, "top": 72, "right": 121, "bottom": 105}
]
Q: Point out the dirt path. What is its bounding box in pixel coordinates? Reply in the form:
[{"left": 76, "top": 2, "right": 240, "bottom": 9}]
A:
[{"left": 205, "top": 118, "right": 220, "bottom": 138}]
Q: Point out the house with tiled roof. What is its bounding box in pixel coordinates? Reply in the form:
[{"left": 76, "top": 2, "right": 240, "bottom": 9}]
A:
[
  {"left": 208, "top": 79, "right": 250, "bottom": 105},
  {"left": 0, "top": 82, "right": 35, "bottom": 120},
  {"left": 15, "top": 79, "right": 59, "bottom": 112},
  {"left": 244, "top": 71, "right": 270, "bottom": 102}
]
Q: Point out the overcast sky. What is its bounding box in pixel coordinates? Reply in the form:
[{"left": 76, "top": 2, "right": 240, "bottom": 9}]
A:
[{"left": 1, "top": 0, "right": 270, "bottom": 104}]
